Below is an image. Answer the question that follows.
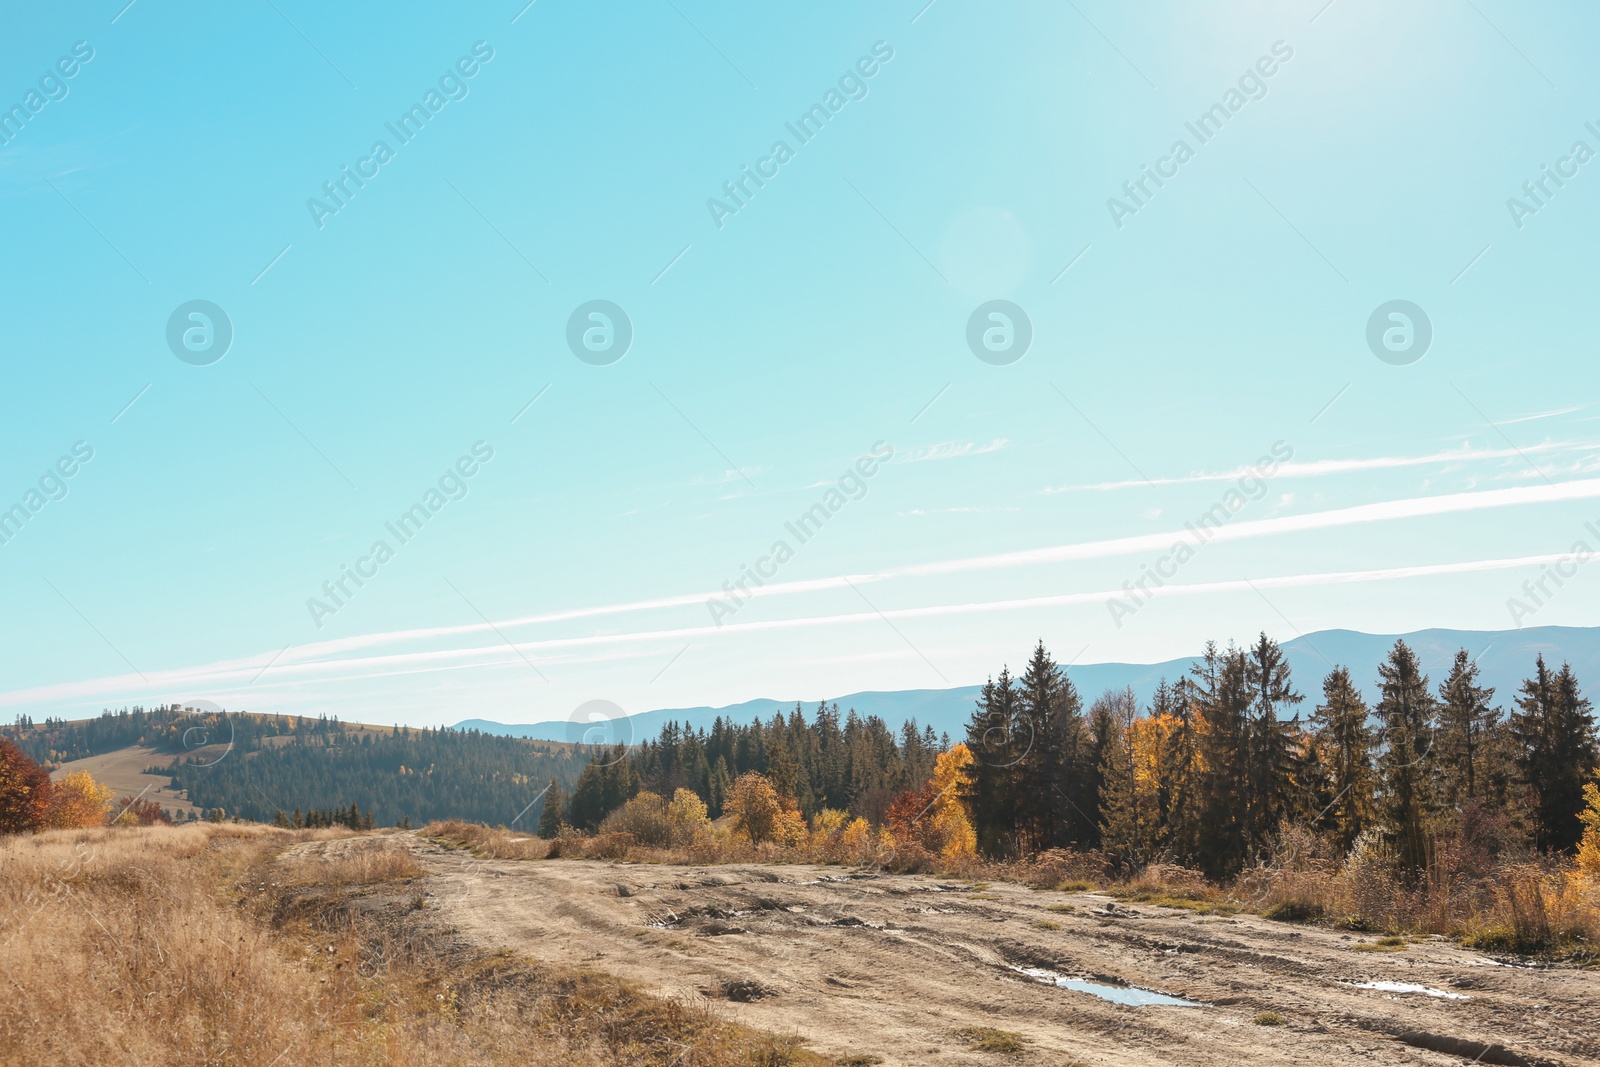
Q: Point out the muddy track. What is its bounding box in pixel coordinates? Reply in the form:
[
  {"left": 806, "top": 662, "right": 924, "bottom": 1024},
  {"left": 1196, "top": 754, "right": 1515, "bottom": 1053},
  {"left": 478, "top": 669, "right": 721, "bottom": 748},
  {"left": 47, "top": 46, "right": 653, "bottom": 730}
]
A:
[{"left": 400, "top": 835, "right": 1596, "bottom": 1067}]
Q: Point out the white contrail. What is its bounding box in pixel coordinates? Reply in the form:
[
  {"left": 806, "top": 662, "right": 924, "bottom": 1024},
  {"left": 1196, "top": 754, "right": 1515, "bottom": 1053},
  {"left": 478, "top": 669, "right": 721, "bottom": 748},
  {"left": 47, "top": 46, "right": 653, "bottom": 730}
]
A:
[
  {"left": 1045, "top": 441, "right": 1583, "bottom": 492},
  {"left": 1, "top": 550, "right": 1576, "bottom": 709},
  {"left": 215, "top": 475, "right": 1600, "bottom": 675}
]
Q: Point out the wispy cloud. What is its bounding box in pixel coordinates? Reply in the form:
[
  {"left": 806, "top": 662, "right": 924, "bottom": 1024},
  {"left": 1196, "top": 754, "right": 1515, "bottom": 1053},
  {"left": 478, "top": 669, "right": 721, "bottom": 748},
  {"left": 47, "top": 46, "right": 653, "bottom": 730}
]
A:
[
  {"left": 1496, "top": 405, "right": 1586, "bottom": 425},
  {"left": 5, "top": 550, "right": 1578, "bottom": 711},
  {"left": 13, "top": 477, "right": 1600, "bottom": 713},
  {"left": 86, "top": 473, "right": 1600, "bottom": 685},
  {"left": 1044, "top": 442, "right": 1586, "bottom": 493},
  {"left": 899, "top": 439, "right": 1008, "bottom": 463}
]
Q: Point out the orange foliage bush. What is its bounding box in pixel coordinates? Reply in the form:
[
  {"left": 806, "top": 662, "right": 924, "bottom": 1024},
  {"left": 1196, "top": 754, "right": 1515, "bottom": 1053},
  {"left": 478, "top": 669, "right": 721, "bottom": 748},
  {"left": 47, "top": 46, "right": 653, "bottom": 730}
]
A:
[
  {"left": 114, "top": 797, "right": 174, "bottom": 827},
  {"left": 0, "top": 737, "right": 51, "bottom": 835},
  {"left": 45, "top": 771, "right": 114, "bottom": 829}
]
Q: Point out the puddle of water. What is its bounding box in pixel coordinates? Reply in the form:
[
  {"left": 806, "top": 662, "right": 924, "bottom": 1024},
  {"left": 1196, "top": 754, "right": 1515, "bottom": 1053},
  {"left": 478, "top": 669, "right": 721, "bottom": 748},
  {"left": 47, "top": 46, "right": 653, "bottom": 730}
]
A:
[
  {"left": 1347, "top": 981, "right": 1469, "bottom": 999},
  {"left": 1011, "top": 966, "right": 1203, "bottom": 1007}
]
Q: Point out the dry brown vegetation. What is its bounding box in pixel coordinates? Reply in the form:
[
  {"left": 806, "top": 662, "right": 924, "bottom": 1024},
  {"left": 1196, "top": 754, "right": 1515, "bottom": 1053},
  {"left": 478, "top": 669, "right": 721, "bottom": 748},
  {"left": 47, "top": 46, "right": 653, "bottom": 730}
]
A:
[
  {"left": 1001, "top": 839, "right": 1600, "bottom": 960},
  {"left": 442, "top": 815, "right": 1598, "bottom": 962},
  {"left": 0, "top": 822, "right": 838, "bottom": 1066}
]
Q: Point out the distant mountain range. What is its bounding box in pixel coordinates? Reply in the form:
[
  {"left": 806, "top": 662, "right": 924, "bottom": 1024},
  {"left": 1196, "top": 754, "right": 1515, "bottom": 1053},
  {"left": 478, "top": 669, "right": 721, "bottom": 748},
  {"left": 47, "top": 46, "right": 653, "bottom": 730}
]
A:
[{"left": 455, "top": 626, "right": 1600, "bottom": 744}]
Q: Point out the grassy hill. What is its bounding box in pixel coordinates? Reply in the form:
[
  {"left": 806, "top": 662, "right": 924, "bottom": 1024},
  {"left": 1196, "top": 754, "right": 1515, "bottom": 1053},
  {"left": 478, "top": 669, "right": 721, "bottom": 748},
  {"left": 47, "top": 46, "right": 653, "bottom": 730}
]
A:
[
  {"left": 49, "top": 745, "right": 200, "bottom": 819},
  {"left": 6, "top": 706, "right": 590, "bottom": 827}
]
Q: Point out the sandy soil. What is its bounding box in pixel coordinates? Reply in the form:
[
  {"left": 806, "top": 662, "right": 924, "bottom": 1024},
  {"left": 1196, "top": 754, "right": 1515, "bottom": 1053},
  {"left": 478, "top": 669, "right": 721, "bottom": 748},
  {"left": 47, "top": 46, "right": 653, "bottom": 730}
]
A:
[{"left": 402, "top": 836, "right": 1596, "bottom": 1067}]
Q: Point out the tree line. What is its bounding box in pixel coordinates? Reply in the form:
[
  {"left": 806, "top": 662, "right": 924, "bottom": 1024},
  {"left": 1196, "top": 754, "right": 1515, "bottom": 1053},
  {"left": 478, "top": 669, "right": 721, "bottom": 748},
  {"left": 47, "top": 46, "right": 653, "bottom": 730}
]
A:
[
  {"left": 551, "top": 705, "right": 947, "bottom": 831},
  {"left": 168, "top": 720, "right": 585, "bottom": 827},
  {"left": 962, "top": 637, "right": 1597, "bottom": 878},
  {"left": 3, "top": 707, "right": 587, "bottom": 830}
]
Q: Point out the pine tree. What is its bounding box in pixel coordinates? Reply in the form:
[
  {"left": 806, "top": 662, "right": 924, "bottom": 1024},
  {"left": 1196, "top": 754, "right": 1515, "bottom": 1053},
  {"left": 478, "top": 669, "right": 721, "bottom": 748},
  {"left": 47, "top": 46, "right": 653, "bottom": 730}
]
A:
[
  {"left": 1311, "top": 666, "right": 1374, "bottom": 854},
  {"left": 961, "top": 671, "right": 1024, "bottom": 856},
  {"left": 708, "top": 756, "right": 733, "bottom": 819},
  {"left": 1374, "top": 640, "right": 1436, "bottom": 874},
  {"left": 1510, "top": 658, "right": 1599, "bottom": 853},
  {"left": 1015, "top": 642, "right": 1084, "bottom": 851},
  {"left": 1079, "top": 692, "right": 1120, "bottom": 850},
  {"left": 1192, "top": 643, "right": 1251, "bottom": 878},
  {"left": 1436, "top": 649, "right": 1497, "bottom": 808},
  {"left": 538, "top": 777, "right": 565, "bottom": 837},
  {"left": 1243, "top": 633, "right": 1302, "bottom": 857},
  {"left": 1097, "top": 688, "right": 1150, "bottom": 873},
  {"left": 1155, "top": 677, "right": 1202, "bottom": 864}
]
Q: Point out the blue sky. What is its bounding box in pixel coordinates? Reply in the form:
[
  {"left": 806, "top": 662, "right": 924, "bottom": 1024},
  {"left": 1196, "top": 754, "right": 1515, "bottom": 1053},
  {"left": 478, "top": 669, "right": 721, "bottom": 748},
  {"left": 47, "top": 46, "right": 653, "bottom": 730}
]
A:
[{"left": 1, "top": 0, "right": 1597, "bottom": 728}]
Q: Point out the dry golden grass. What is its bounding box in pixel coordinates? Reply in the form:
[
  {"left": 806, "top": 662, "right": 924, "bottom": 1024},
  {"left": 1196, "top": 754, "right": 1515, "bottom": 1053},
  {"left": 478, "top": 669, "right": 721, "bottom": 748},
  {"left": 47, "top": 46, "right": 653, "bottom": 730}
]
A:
[
  {"left": 273, "top": 833, "right": 424, "bottom": 888},
  {"left": 0, "top": 823, "right": 836, "bottom": 1066},
  {"left": 423, "top": 819, "right": 550, "bottom": 861},
  {"left": 427, "top": 818, "right": 981, "bottom": 880},
  {"left": 1238, "top": 856, "right": 1599, "bottom": 955}
]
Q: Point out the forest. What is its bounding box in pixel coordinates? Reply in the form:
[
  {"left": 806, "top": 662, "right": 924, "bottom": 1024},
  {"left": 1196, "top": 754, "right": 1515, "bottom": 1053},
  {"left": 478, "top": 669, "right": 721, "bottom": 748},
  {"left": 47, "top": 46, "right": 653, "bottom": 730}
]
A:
[
  {"left": 550, "top": 635, "right": 1600, "bottom": 884},
  {"left": 5, "top": 633, "right": 1599, "bottom": 887},
  {"left": 2, "top": 706, "right": 587, "bottom": 829}
]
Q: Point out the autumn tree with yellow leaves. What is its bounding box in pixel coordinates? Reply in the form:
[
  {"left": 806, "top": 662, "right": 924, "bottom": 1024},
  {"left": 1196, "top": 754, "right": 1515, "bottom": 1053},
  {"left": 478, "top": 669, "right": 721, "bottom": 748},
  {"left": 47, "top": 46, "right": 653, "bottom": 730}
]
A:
[{"left": 45, "top": 771, "right": 115, "bottom": 829}]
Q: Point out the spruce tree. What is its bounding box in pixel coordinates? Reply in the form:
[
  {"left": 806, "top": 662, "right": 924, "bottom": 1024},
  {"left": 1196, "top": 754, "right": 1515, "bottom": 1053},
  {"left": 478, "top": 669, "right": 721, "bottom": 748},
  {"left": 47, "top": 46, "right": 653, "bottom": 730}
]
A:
[
  {"left": 1191, "top": 643, "right": 1251, "bottom": 878},
  {"left": 708, "top": 756, "right": 733, "bottom": 818},
  {"left": 1311, "top": 666, "right": 1374, "bottom": 854},
  {"left": 1244, "top": 633, "right": 1302, "bottom": 856},
  {"left": 1436, "top": 649, "right": 1497, "bottom": 808},
  {"left": 1155, "top": 677, "right": 1201, "bottom": 864},
  {"left": 538, "top": 777, "right": 565, "bottom": 837},
  {"left": 1016, "top": 642, "right": 1083, "bottom": 850},
  {"left": 1079, "top": 692, "right": 1120, "bottom": 850},
  {"left": 1374, "top": 640, "right": 1436, "bottom": 874},
  {"left": 1097, "top": 688, "right": 1149, "bottom": 873},
  {"left": 961, "top": 672, "right": 1023, "bottom": 856},
  {"left": 1511, "top": 658, "right": 1599, "bottom": 853}
]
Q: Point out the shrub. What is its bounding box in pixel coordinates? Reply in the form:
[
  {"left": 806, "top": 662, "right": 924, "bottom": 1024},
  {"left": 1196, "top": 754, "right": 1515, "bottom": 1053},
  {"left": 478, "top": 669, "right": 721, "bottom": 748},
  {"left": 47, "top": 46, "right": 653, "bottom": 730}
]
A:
[
  {"left": 726, "top": 773, "right": 782, "bottom": 844},
  {"left": 114, "top": 797, "right": 174, "bottom": 827},
  {"left": 838, "top": 817, "right": 873, "bottom": 863},
  {"left": 44, "top": 771, "right": 114, "bottom": 830},
  {"left": 0, "top": 737, "right": 51, "bottom": 835},
  {"left": 884, "top": 745, "right": 978, "bottom": 861},
  {"left": 1263, "top": 897, "right": 1326, "bottom": 923},
  {"left": 600, "top": 792, "right": 673, "bottom": 846},
  {"left": 1579, "top": 774, "right": 1600, "bottom": 880},
  {"left": 667, "top": 788, "right": 711, "bottom": 845}
]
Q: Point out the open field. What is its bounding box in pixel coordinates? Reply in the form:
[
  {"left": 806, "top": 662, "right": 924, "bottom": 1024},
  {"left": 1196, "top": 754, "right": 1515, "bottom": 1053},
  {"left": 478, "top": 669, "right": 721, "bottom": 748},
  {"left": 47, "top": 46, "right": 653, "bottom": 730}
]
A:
[
  {"left": 3, "top": 818, "right": 1595, "bottom": 1066},
  {"left": 48, "top": 744, "right": 200, "bottom": 817},
  {"left": 407, "top": 834, "right": 1599, "bottom": 1067},
  {"left": 0, "top": 824, "right": 832, "bottom": 1066}
]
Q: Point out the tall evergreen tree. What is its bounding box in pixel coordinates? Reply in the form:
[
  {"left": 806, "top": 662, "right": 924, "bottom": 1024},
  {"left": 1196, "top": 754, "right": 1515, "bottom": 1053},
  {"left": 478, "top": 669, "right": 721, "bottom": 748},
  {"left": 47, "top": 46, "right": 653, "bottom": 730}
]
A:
[
  {"left": 537, "top": 777, "right": 566, "bottom": 837},
  {"left": 1436, "top": 649, "right": 1497, "bottom": 808},
  {"left": 1510, "top": 657, "right": 1599, "bottom": 853},
  {"left": 1243, "top": 633, "right": 1302, "bottom": 856},
  {"left": 1191, "top": 643, "right": 1252, "bottom": 878},
  {"left": 1155, "top": 677, "right": 1202, "bottom": 864},
  {"left": 1374, "top": 640, "right": 1436, "bottom": 873},
  {"left": 1015, "top": 642, "right": 1084, "bottom": 850},
  {"left": 1097, "top": 688, "right": 1150, "bottom": 872},
  {"left": 1311, "top": 666, "right": 1374, "bottom": 854},
  {"left": 961, "top": 671, "right": 1024, "bottom": 856},
  {"left": 1079, "top": 692, "right": 1120, "bottom": 850}
]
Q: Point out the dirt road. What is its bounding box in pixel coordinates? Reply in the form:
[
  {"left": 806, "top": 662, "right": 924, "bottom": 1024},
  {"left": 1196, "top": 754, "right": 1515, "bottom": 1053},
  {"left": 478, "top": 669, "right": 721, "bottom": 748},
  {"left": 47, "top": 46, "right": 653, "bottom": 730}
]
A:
[{"left": 404, "top": 836, "right": 1595, "bottom": 1066}]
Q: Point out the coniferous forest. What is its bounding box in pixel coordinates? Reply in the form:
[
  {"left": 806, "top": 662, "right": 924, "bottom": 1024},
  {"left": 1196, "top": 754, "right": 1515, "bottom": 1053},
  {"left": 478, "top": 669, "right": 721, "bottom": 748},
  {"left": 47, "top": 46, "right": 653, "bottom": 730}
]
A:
[
  {"left": 6, "top": 633, "right": 1597, "bottom": 881},
  {"left": 554, "top": 634, "right": 1599, "bottom": 882},
  {"left": 957, "top": 636, "right": 1597, "bottom": 878},
  {"left": 4, "top": 706, "right": 587, "bottom": 829},
  {"left": 561, "top": 705, "right": 948, "bottom": 831}
]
